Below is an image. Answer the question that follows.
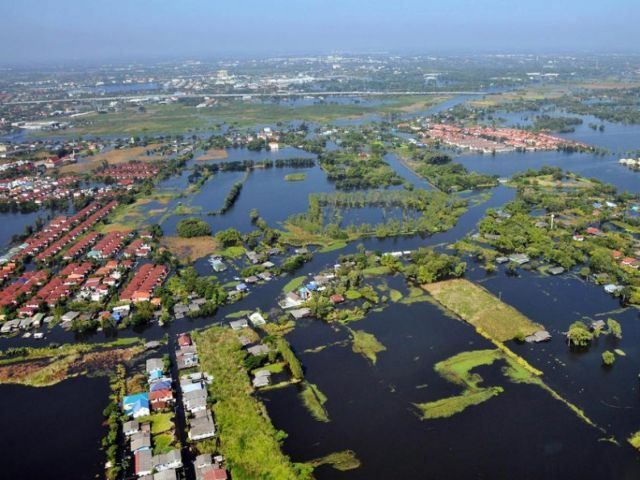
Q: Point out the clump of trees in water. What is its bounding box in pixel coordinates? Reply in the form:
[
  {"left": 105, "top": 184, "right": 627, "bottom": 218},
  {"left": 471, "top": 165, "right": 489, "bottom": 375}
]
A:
[
  {"left": 200, "top": 157, "right": 315, "bottom": 174},
  {"left": 410, "top": 149, "right": 498, "bottom": 193},
  {"left": 403, "top": 248, "right": 467, "bottom": 284},
  {"left": 602, "top": 350, "right": 616, "bottom": 366},
  {"left": 215, "top": 227, "right": 243, "bottom": 247},
  {"left": 566, "top": 318, "right": 623, "bottom": 349},
  {"left": 219, "top": 181, "right": 243, "bottom": 214},
  {"left": 318, "top": 150, "right": 404, "bottom": 190},
  {"left": 177, "top": 217, "right": 211, "bottom": 237},
  {"left": 531, "top": 115, "right": 583, "bottom": 133},
  {"left": 286, "top": 189, "right": 467, "bottom": 243}
]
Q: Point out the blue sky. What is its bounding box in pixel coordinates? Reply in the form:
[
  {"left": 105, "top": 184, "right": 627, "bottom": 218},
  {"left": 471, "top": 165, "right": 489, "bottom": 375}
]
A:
[{"left": 2, "top": 0, "right": 639, "bottom": 62}]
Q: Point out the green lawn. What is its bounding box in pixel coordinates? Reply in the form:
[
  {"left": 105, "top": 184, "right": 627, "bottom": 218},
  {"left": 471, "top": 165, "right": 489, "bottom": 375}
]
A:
[
  {"left": 137, "top": 412, "right": 174, "bottom": 435},
  {"left": 153, "top": 432, "right": 177, "bottom": 455}
]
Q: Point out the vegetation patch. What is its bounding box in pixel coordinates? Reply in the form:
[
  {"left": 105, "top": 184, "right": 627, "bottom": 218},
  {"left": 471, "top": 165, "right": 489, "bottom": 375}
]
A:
[
  {"left": 417, "top": 388, "right": 502, "bottom": 419},
  {"left": 389, "top": 289, "right": 404, "bottom": 302},
  {"left": 197, "top": 148, "right": 228, "bottom": 161},
  {"left": 285, "top": 173, "right": 307, "bottom": 182},
  {"left": 152, "top": 432, "right": 177, "bottom": 455},
  {"left": 61, "top": 145, "right": 164, "bottom": 173},
  {"left": 176, "top": 217, "right": 212, "bottom": 237},
  {"left": 415, "top": 349, "right": 505, "bottom": 419},
  {"left": 160, "top": 235, "right": 219, "bottom": 262},
  {"left": 629, "top": 431, "right": 640, "bottom": 450},
  {"left": 414, "top": 348, "right": 600, "bottom": 429},
  {"left": 225, "top": 310, "right": 253, "bottom": 319},
  {"left": 300, "top": 381, "right": 330, "bottom": 422},
  {"left": 194, "top": 326, "right": 312, "bottom": 479},
  {"left": 423, "top": 279, "right": 542, "bottom": 341},
  {"left": 137, "top": 412, "right": 174, "bottom": 434},
  {"left": 282, "top": 275, "right": 307, "bottom": 294},
  {"left": 317, "top": 241, "right": 348, "bottom": 253},
  {"left": 0, "top": 339, "right": 146, "bottom": 387},
  {"left": 349, "top": 328, "right": 386, "bottom": 364},
  {"left": 307, "top": 450, "right": 361, "bottom": 472}
]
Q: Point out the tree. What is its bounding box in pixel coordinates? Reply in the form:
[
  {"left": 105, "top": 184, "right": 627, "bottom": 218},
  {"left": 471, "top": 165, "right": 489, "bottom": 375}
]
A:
[
  {"left": 607, "top": 318, "right": 622, "bottom": 339},
  {"left": 567, "top": 321, "right": 593, "bottom": 347},
  {"left": 602, "top": 350, "right": 615, "bottom": 366},
  {"left": 306, "top": 295, "right": 332, "bottom": 319},
  {"left": 215, "top": 228, "right": 242, "bottom": 247},
  {"left": 176, "top": 218, "right": 211, "bottom": 238}
]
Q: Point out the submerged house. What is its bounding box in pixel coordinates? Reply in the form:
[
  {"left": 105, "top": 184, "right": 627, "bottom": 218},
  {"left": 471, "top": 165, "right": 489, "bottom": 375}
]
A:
[
  {"left": 279, "top": 291, "right": 303, "bottom": 309},
  {"left": 248, "top": 312, "right": 266, "bottom": 326},
  {"left": 252, "top": 369, "right": 271, "bottom": 388},
  {"left": 508, "top": 253, "right": 530, "bottom": 265},
  {"left": 123, "top": 392, "right": 150, "bottom": 418},
  {"left": 229, "top": 319, "right": 248, "bottom": 330}
]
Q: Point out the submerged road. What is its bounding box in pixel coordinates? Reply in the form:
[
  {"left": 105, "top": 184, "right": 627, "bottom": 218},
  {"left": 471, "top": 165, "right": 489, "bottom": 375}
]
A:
[{"left": 2, "top": 90, "right": 486, "bottom": 106}]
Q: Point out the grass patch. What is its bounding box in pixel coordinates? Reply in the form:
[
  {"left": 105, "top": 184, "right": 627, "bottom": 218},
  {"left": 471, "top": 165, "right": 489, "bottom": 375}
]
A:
[
  {"left": 345, "top": 289, "right": 362, "bottom": 300},
  {"left": 61, "top": 145, "right": 164, "bottom": 174},
  {"left": 629, "top": 431, "right": 640, "bottom": 449},
  {"left": 0, "top": 339, "right": 146, "bottom": 387},
  {"left": 414, "top": 348, "right": 600, "bottom": 430},
  {"left": 50, "top": 97, "right": 450, "bottom": 136},
  {"left": 423, "top": 279, "right": 542, "bottom": 341},
  {"left": 349, "top": 329, "right": 386, "bottom": 364},
  {"left": 361, "top": 266, "right": 390, "bottom": 277},
  {"left": 219, "top": 245, "right": 245, "bottom": 259},
  {"left": 193, "top": 326, "right": 311, "bottom": 479},
  {"left": 225, "top": 310, "right": 252, "bottom": 319},
  {"left": 152, "top": 432, "right": 176, "bottom": 455},
  {"left": 137, "top": 412, "right": 174, "bottom": 435},
  {"left": 389, "top": 289, "right": 403, "bottom": 302},
  {"left": 307, "top": 450, "right": 361, "bottom": 471},
  {"left": 254, "top": 362, "right": 287, "bottom": 375},
  {"left": 415, "top": 350, "right": 511, "bottom": 420},
  {"left": 285, "top": 173, "right": 307, "bottom": 182},
  {"left": 282, "top": 275, "right": 306, "bottom": 294},
  {"left": 417, "top": 388, "right": 503, "bottom": 419},
  {"left": 318, "top": 241, "right": 348, "bottom": 253},
  {"left": 161, "top": 235, "right": 219, "bottom": 262},
  {"left": 300, "top": 381, "right": 330, "bottom": 422},
  {"left": 197, "top": 148, "right": 228, "bottom": 161}
]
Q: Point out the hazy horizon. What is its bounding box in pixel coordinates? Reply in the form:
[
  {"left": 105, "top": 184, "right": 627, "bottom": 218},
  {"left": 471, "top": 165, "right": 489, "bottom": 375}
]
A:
[{"left": 3, "top": 0, "right": 640, "bottom": 64}]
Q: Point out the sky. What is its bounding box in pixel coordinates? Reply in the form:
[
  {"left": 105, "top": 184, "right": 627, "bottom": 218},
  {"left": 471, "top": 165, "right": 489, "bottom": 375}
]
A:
[{"left": 2, "top": 0, "right": 640, "bottom": 63}]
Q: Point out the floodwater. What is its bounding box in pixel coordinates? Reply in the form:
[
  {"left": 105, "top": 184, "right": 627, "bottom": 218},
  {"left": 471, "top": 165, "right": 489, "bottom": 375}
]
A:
[
  {"left": 1, "top": 96, "right": 640, "bottom": 479},
  {"left": 0, "top": 376, "right": 110, "bottom": 480}
]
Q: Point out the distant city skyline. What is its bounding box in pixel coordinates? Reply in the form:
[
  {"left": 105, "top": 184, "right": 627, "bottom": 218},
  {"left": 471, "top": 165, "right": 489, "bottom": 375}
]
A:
[{"left": 3, "top": 0, "right": 640, "bottom": 63}]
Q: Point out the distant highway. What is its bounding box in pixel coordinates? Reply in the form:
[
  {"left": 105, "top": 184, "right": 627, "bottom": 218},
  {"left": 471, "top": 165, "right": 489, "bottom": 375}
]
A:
[{"left": 2, "top": 90, "right": 487, "bottom": 106}]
